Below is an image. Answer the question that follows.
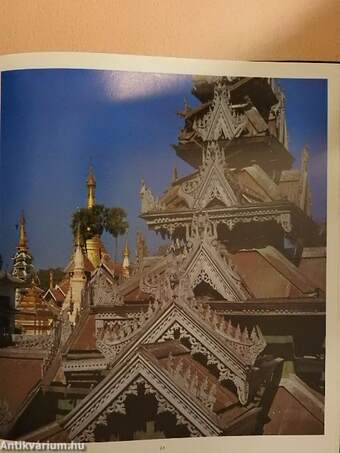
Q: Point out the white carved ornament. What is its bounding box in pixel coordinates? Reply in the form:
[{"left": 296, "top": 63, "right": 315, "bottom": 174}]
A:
[
  {"left": 68, "top": 358, "right": 221, "bottom": 442},
  {"left": 179, "top": 142, "right": 240, "bottom": 210},
  {"left": 173, "top": 211, "right": 249, "bottom": 301},
  {"left": 165, "top": 353, "right": 217, "bottom": 411},
  {"left": 91, "top": 268, "right": 123, "bottom": 306},
  {"left": 140, "top": 179, "right": 164, "bottom": 214},
  {"left": 96, "top": 297, "right": 170, "bottom": 361},
  {"left": 74, "top": 376, "right": 203, "bottom": 442},
  {"left": 193, "top": 82, "right": 247, "bottom": 142},
  {"left": 151, "top": 316, "right": 259, "bottom": 405}
]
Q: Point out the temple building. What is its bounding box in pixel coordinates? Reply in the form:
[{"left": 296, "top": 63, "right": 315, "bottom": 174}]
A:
[
  {"left": 0, "top": 271, "right": 25, "bottom": 338},
  {"left": 11, "top": 211, "right": 37, "bottom": 285},
  {"left": 85, "top": 165, "right": 108, "bottom": 268},
  {"left": 0, "top": 76, "right": 325, "bottom": 441},
  {"left": 8, "top": 212, "right": 59, "bottom": 336},
  {"left": 121, "top": 239, "right": 130, "bottom": 279}
]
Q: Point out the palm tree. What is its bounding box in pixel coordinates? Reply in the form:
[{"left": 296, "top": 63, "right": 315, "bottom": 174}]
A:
[
  {"left": 71, "top": 205, "right": 128, "bottom": 261},
  {"left": 104, "top": 207, "right": 129, "bottom": 262},
  {"left": 71, "top": 204, "right": 106, "bottom": 243}
]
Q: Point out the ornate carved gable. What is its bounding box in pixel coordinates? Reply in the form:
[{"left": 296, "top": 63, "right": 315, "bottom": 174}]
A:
[
  {"left": 193, "top": 82, "right": 247, "bottom": 142},
  {"left": 178, "top": 142, "right": 240, "bottom": 210},
  {"left": 174, "top": 211, "right": 249, "bottom": 301},
  {"left": 90, "top": 268, "right": 123, "bottom": 306},
  {"left": 95, "top": 269, "right": 265, "bottom": 406},
  {"left": 183, "top": 239, "right": 248, "bottom": 302},
  {"left": 140, "top": 179, "right": 163, "bottom": 214},
  {"left": 194, "top": 165, "right": 239, "bottom": 210},
  {"left": 63, "top": 351, "right": 223, "bottom": 441}
]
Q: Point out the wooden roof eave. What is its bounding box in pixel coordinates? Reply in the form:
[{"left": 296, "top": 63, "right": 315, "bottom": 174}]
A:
[{"left": 207, "top": 298, "right": 325, "bottom": 316}]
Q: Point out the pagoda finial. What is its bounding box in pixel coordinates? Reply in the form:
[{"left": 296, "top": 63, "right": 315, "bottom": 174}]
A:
[
  {"left": 122, "top": 236, "right": 130, "bottom": 278},
  {"left": 73, "top": 229, "right": 85, "bottom": 274},
  {"left": 123, "top": 239, "right": 130, "bottom": 258},
  {"left": 183, "top": 97, "right": 189, "bottom": 114},
  {"left": 18, "top": 210, "right": 28, "bottom": 251},
  {"left": 49, "top": 270, "right": 54, "bottom": 290},
  {"left": 87, "top": 163, "right": 96, "bottom": 209},
  {"left": 172, "top": 166, "right": 179, "bottom": 183},
  {"left": 301, "top": 146, "right": 310, "bottom": 173}
]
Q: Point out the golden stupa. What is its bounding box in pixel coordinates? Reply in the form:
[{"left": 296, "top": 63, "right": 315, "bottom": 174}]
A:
[{"left": 85, "top": 165, "right": 106, "bottom": 268}]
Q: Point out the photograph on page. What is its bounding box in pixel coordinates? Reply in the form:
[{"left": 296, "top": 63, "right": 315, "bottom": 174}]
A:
[{"left": 0, "top": 54, "right": 338, "bottom": 453}]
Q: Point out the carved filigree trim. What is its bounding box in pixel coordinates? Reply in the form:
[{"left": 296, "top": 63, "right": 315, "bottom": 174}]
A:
[
  {"left": 184, "top": 243, "right": 248, "bottom": 302},
  {"left": 91, "top": 269, "right": 123, "bottom": 306},
  {"left": 179, "top": 142, "right": 240, "bottom": 210},
  {"left": 144, "top": 207, "right": 295, "bottom": 240},
  {"left": 165, "top": 353, "right": 217, "bottom": 411},
  {"left": 192, "top": 82, "right": 247, "bottom": 142},
  {"left": 96, "top": 298, "right": 171, "bottom": 361},
  {"left": 140, "top": 179, "right": 164, "bottom": 214},
  {"left": 63, "top": 358, "right": 108, "bottom": 372},
  {"left": 68, "top": 358, "right": 221, "bottom": 441},
  {"left": 153, "top": 319, "right": 253, "bottom": 405},
  {"left": 11, "top": 334, "right": 53, "bottom": 350},
  {"left": 75, "top": 377, "right": 203, "bottom": 442}
]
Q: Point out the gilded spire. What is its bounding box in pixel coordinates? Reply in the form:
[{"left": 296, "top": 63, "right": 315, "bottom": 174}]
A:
[
  {"left": 123, "top": 239, "right": 130, "bottom": 258},
  {"left": 122, "top": 238, "right": 130, "bottom": 278},
  {"left": 18, "top": 210, "right": 28, "bottom": 251},
  {"left": 74, "top": 224, "right": 85, "bottom": 274},
  {"left": 49, "top": 270, "right": 54, "bottom": 290},
  {"left": 87, "top": 164, "right": 96, "bottom": 209}
]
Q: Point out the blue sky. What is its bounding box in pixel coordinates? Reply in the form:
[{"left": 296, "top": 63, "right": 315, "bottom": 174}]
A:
[{"left": 0, "top": 70, "right": 327, "bottom": 269}]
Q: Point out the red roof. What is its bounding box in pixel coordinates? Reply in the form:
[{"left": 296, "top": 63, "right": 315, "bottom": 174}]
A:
[
  {"left": 298, "top": 248, "right": 326, "bottom": 293},
  {"left": 51, "top": 288, "right": 66, "bottom": 303},
  {"left": 69, "top": 314, "right": 97, "bottom": 351},
  {"left": 57, "top": 279, "right": 70, "bottom": 295},
  {"left": 263, "top": 375, "right": 324, "bottom": 434},
  {"left": 0, "top": 353, "right": 42, "bottom": 421},
  {"left": 231, "top": 246, "right": 317, "bottom": 299}
]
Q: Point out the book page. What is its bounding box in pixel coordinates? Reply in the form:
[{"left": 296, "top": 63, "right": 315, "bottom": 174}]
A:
[{"left": 0, "top": 54, "right": 339, "bottom": 453}]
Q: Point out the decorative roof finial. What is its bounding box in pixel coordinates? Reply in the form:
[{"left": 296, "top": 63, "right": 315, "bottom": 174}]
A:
[
  {"left": 49, "top": 270, "right": 54, "bottom": 290},
  {"left": 301, "top": 146, "right": 310, "bottom": 173},
  {"left": 172, "top": 166, "right": 179, "bottom": 183},
  {"left": 122, "top": 234, "right": 130, "bottom": 278},
  {"left": 183, "top": 97, "right": 190, "bottom": 114},
  {"left": 87, "top": 163, "right": 96, "bottom": 209},
  {"left": 18, "top": 210, "right": 28, "bottom": 251},
  {"left": 123, "top": 239, "right": 130, "bottom": 258}
]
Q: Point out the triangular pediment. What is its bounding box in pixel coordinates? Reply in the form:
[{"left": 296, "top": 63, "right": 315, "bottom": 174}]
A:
[
  {"left": 178, "top": 142, "right": 240, "bottom": 210},
  {"left": 95, "top": 293, "right": 266, "bottom": 407},
  {"left": 193, "top": 163, "right": 239, "bottom": 209},
  {"left": 90, "top": 267, "right": 123, "bottom": 306},
  {"left": 206, "top": 102, "right": 245, "bottom": 141},
  {"left": 193, "top": 83, "right": 247, "bottom": 142},
  {"left": 63, "top": 350, "right": 223, "bottom": 441},
  {"left": 182, "top": 240, "right": 248, "bottom": 302}
]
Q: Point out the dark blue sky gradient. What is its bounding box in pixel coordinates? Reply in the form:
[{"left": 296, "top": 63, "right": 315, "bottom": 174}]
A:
[{"left": 0, "top": 70, "right": 327, "bottom": 269}]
